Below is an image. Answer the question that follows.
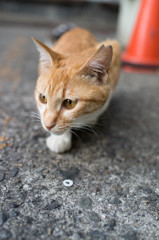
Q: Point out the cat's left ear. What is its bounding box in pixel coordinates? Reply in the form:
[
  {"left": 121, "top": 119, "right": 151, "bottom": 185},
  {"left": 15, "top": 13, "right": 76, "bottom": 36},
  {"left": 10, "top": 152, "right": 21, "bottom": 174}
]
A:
[
  {"left": 32, "top": 37, "right": 62, "bottom": 72},
  {"left": 80, "top": 45, "right": 112, "bottom": 84}
]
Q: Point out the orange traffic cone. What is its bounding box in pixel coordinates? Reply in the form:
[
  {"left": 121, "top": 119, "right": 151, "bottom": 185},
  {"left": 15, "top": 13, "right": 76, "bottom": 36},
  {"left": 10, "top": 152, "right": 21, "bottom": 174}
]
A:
[{"left": 122, "top": 0, "right": 159, "bottom": 71}]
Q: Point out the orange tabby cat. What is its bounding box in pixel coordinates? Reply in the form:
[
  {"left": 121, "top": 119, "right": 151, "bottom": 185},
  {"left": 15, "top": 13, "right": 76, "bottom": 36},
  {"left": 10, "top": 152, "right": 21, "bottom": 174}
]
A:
[{"left": 33, "top": 28, "right": 121, "bottom": 153}]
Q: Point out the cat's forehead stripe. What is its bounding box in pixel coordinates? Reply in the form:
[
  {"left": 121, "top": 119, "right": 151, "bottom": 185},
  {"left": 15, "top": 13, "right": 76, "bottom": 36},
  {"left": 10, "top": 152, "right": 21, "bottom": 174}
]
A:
[{"left": 47, "top": 73, "right": 68, "bottom": 98}]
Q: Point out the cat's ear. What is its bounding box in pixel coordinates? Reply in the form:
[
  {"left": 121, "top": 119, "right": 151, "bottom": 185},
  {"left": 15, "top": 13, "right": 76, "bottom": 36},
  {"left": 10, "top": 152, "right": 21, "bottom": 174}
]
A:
[
  {"left": 32, "top": 37, "right": 62, "bottom": 72},
  {"left": 80, "top": 45, "right": 112, "bottom": 84}
]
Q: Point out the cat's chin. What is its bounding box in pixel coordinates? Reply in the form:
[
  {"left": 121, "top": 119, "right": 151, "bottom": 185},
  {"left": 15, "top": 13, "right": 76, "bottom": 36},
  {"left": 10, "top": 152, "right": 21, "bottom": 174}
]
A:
[{"left": 51, "top": 130, "right": 68, "bottom": 136}]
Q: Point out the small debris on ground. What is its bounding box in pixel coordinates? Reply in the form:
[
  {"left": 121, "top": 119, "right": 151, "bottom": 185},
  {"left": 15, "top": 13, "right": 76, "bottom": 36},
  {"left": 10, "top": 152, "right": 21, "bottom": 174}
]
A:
[
  {"left": 0, "top": 136, "right": 5, "bottom": 142},
  {"left": 63, "top": 179, "right": 74, "bottom": 187}
]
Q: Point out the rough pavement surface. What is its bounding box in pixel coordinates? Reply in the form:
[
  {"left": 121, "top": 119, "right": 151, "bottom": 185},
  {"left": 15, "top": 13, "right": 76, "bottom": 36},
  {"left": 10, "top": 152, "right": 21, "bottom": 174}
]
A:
[{"left": 0, "top": 26, "right": 159, "bottom": 240}]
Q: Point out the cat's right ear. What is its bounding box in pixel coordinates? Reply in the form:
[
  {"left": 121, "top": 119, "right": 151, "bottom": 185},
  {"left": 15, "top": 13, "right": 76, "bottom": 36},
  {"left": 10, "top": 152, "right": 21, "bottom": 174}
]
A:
[{"left": 32, "top": 37, "right": 62, "bottom": 73}]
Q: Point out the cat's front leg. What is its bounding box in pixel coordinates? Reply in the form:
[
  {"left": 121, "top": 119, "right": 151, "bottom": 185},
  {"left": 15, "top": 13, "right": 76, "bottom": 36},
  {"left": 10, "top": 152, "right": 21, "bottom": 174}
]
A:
[{"left": 46, "top": 131, "right": 72, "bottom": 153}]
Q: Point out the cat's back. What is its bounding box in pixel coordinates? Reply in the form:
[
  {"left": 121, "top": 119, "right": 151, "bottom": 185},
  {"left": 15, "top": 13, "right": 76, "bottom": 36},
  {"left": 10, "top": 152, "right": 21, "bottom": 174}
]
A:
[{"left": 53, "top": 27, "right": 97, "bottom": 54}]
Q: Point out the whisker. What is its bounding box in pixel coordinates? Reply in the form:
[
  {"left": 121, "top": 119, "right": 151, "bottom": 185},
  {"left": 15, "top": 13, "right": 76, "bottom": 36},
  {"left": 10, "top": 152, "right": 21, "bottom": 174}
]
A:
[
  {"left": 71, "top": 122, "right": 99, "bottom": 136},
  {"left": 31, "top": 119, "right": 40, "bottom": 123},
  {"left": 30, "top": 112, "right": 41, "bottom": 117},
  {"left": 30, "top": 111, "right": 39, "bottom": 115},
  {"left": 73, "top": 127, "right": 95, "bottom": 136},
  {"left": 70, "top": 129, "right": 80, "bottom": 140},
  {"left": 30, "top": 116, "right": 41, "bottom": 120}
]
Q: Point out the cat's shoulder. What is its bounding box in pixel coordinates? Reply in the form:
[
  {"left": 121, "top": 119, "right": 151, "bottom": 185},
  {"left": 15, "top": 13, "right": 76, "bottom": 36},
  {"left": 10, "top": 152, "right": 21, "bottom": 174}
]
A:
[
  {"left": 53, "top": 27, "right": 97, "bottom": 54},
  {"left": 59, "top": 27, "right": 96, "bottom": 41}
]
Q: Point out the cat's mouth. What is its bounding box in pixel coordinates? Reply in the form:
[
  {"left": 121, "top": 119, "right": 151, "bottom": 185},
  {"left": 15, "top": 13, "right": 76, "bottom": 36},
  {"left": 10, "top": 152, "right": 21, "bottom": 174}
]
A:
[
  {"left": 41, "top": 120, "right": 69, "bottom": 135},
  {"left": 44, "top": 126, "right": 69, "bottom": 135}
]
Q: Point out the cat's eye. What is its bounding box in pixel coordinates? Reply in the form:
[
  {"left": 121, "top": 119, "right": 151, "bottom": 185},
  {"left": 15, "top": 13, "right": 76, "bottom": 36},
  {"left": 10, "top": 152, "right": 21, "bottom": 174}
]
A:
[
  {"left": 39, "top": 93, "right": 47, "bottom": 104},
  {"left": 63, "top": 99, "right": 77, "bottom": 110}
]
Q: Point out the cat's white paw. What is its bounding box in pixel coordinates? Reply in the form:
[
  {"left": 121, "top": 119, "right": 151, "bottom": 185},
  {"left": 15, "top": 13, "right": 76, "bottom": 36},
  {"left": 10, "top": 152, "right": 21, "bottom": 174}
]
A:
[{"left": 46, "top": 131, "right": 72, "bottom": 153}]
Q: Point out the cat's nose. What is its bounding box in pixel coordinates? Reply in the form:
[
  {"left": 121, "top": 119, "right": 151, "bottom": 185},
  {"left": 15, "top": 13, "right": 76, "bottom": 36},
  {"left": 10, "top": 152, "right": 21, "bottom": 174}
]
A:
[{"left": 45, "top": 124, "right": 55, "bottom": 131}]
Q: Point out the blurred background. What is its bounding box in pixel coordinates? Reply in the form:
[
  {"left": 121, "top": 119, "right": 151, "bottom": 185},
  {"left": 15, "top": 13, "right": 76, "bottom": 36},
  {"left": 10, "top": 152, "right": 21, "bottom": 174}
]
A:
[{"left": 0, "top": 0, "right": 140, "bottom": 45}]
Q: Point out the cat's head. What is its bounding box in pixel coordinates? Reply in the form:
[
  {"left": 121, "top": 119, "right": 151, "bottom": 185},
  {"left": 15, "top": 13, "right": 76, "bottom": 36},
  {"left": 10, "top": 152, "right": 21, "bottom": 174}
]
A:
[{"left": 33, "top": 38, "right": 112, "bottom": 134}]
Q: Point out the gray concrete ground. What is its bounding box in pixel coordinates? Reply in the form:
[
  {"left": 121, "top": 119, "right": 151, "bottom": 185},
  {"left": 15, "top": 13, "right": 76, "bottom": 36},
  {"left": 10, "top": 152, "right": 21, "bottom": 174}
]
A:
[{"left": 0, "top": 23, "right": 159, "bottom": 240}]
